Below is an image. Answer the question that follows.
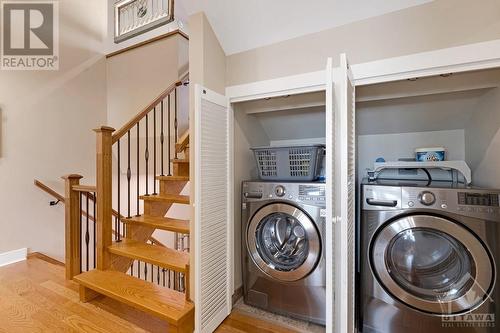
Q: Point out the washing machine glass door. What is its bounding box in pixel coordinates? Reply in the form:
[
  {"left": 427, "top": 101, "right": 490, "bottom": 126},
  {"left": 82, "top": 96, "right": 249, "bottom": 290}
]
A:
[
  {"left": 371, "top": 215, "right": 494, "bottom": 315},
  {"left": 247, "top": 203, "right": 321, "bottom": 282}
]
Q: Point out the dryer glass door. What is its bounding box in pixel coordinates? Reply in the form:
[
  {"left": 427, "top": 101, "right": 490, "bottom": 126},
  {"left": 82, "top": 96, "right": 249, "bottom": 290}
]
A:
[
  {"left": 371, "top": 215, "right": 494, "bottom": 315},
  {"left": 248, "top": 203, "right": 321, "bottom": 282}
]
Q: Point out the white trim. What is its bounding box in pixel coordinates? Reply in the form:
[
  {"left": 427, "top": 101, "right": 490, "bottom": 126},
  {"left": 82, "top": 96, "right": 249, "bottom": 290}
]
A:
[
  {"left": 227, "top": 99, "right": 234, "bottom": 313},
  {"left": 325, "top": 57, "right": 334, "bottom": 333},
  {"left": 0, "top": 248, "right": 28, "bottom": 267},
  {"left": 226, "top": 70, "right": 325, "bottom": 103},
  {"left": 225, "top": 39, "right": 500, "bottom": 103},
  {"left": 352, "top": 39, "right": 500, "bottom": 86},
  {"left": 194, "top": 84, "right": 202, "bottom": 332}
]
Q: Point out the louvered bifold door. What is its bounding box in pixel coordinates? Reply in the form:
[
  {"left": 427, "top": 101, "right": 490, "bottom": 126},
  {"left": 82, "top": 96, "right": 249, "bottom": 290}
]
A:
[
  {"left": 332, "top": 54, "right": 356, "bottom": 333},
  {"left": 194, "top": 85, "right": 232, "bottom": 333},
  {"left": 325, "top": 57, "right": 336, "bottom": 333}
]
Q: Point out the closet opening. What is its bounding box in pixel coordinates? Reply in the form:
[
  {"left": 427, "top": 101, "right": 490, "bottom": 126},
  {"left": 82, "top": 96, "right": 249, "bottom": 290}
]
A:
[
  {"left": 355, "top": 67, "right": 500, "bottom": 188},
  {"left": 231, "top": 90, "right": 327, "bottom": 332}
]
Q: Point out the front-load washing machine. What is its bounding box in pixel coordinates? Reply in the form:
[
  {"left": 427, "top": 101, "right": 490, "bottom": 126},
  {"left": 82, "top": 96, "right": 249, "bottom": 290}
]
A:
[
  {"left": 242, "top": 181, "right": 326, "bottom": 325},
  {"left": 360, "top": 179, "right": 500, "bottom": 333}
]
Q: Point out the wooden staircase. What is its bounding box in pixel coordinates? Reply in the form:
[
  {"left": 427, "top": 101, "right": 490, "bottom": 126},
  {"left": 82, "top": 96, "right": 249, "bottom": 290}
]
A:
[
  {"left": 74, "top": 135, "right": 192, "bottom": 333},
  {"left": 62, "top": 73, "right": 194, "bottom": 332}
]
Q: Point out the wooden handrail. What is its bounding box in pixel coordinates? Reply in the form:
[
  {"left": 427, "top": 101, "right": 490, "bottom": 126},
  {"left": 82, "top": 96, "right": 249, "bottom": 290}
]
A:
[
  {"left": 72, "top": 185, "right": 97, "bottom": 193},
  {"left": 34, "top": 179, "right": 65, "bottom": 203},
  {"left": 34, "top": 179, "right": 165, "bottom": 248},
  {"left": 112, "top": 71, "right": 189, "bottom": 144}
]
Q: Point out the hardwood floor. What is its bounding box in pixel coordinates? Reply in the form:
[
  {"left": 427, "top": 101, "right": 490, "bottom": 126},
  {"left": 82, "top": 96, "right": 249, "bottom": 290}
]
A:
[
  {"left": 0, "top": 256, "right": 302, "bottom": 333},
  {"left": 215, "top": 311, "right": 300, "bottom": 333},
  {"left": 0, "top": 257, "right": 168, "bottom": 332}
]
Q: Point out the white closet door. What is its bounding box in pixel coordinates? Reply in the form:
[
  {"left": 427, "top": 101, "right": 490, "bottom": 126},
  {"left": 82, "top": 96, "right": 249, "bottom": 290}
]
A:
[
  {"left": 325, "top": 57, "right": 336, "bottom": 333},
  {"left": 336, "top": 54, "right": 356, "bottom": 333},
  {"left": 194, "top": 85, "right": 232, "bottom": 333}
]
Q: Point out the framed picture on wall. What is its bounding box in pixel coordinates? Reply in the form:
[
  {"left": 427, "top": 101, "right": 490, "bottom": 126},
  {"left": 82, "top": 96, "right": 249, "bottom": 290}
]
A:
[{"left": 114, "top": 0, "right": 174, "bottom": 43}]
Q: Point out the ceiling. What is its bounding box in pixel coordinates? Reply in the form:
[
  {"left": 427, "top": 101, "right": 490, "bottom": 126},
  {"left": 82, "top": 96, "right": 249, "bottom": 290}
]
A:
[{"left": 178, "top": 0, "right": 433, "bottom": 55}]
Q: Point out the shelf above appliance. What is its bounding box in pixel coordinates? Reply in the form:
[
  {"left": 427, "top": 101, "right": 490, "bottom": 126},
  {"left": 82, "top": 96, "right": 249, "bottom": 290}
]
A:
[{"left": 369, "top": 160, "right": 472, "bottom": 185}]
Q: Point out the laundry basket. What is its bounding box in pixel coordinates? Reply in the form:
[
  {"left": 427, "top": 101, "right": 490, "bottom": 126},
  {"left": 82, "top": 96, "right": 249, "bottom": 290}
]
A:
[{"left": 251, "top": 145, "right": 325, "bottom": 181}]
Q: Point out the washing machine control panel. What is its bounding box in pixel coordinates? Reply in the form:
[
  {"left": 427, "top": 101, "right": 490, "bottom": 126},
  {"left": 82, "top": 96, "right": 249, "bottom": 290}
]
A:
[
  {"left": 242, "top": 182, "right": 326, "bottom": 206},
  {"left": 402, "top": 187, "right": 500, "bottom": 220}
]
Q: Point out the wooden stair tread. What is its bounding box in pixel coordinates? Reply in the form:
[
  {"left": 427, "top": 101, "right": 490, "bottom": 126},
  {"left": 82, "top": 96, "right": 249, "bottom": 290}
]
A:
[
  {"left": 140, "top": 194, "right": 190, "bottom": 204},
  {"left": 156, "top": 175, "right": 189, "bottom": 181},
  {"left": 124, "top": 215, "right": 190, "bottom": 234},
  {"left": 109, "top": 238, "right": 189, "bottom": 272},
  {"left": 171, "top": 159, "right": 189, "bottom": 163},
  {"left": 74, "top": 270, "right": 193, "bottom": 325}
]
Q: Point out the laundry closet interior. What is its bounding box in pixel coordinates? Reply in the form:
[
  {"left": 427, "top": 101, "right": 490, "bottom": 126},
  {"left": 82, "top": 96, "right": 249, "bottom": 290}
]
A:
[
  {"left": 356, "top": 67, "right": 500, "bottom": 188},
  {"left": 225, "top": 59, "right": 500, "bottom": 331}
]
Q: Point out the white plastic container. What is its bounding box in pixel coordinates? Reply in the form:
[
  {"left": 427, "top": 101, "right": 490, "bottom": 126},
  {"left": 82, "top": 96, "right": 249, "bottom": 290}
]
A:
[{"left": 415, "top": 147, "right": 446, "bottom": 161}]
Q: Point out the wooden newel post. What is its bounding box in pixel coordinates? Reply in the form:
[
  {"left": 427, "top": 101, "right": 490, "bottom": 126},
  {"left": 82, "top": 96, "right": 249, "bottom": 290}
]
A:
[
  {"left": 94, "top": 126, "right": 115, "bottom": 271},
  {"left": 62, "top": 174, "right": 83, "bottom": 280}
]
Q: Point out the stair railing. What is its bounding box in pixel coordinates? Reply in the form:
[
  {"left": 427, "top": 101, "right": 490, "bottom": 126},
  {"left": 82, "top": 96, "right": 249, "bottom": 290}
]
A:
[
  {"left": 92, "top": 72, "right": 189, "bottom": 289},
  {"left": 35, "top": 178, "right": 165, "bottom": 280}
]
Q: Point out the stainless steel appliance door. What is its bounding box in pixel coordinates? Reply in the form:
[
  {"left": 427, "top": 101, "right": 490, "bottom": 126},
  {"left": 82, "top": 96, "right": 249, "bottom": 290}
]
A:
[
  {"left": 371, "top": 215, "right": 494, "bottom": 315},
  {"left": 247, "top": 203, "right": 321, "bottom": 282}
]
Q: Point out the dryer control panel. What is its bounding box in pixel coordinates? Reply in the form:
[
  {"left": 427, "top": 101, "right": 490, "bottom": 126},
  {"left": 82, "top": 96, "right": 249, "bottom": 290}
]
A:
[
  {"left": 363, "top": 184, "right": 500, "bottom": 220},
  {"left": 242, "top": 181, "right": 326, "bottom": 207},
  {"left": 402, "top": 187, "right": 500, "bottom": 220}
]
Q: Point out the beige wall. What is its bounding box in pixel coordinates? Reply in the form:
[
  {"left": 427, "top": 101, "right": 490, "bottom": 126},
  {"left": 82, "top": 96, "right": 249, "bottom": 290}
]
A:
[
  {"left": 0, "top": 1, "right": 108, "bottom": 260},
  {"left": 226, "top": 0, "right": 500, "bottom": 85},
  {"left": 106, "top": 34, "right": 189, "bottom": 130},
  {"left": 188, "top": 11, "right": 227, "bottom": 298}
]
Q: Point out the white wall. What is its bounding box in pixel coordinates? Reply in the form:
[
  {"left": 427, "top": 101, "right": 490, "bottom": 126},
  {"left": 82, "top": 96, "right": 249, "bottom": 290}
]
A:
[
  {"left": 0, "top": 1, "right": 108, "bottom": 260},
  {"left": 465, "top": 87, "right": 500, "bottom": 187}
]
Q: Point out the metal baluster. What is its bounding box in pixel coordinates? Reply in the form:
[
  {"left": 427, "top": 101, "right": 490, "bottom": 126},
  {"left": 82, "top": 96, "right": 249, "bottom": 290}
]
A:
[
  {"left": 117, "top": 139, "right": 121, "bottom": 242},
  {"left": 160, "top": 100, "right": 164, "bottom": 176},
  {"left": 157, "top": 266, "right": 160, "bottom": 285},
  {"left": 138, "top": 261, "right": 141, "bottom": 279},
  {"left": 174, "top": 87, "right": 178, "bottom": 159},
  {"left": 145, "top": 114, "right": 149, "bottom": 196},
  {"left": 86, "top": 194, "right": 89, "bottom": 271},
  {"left": 144, "top": 261, "right": 148, "bottom": 280},
  {"left": 167, "top": 94, "right": 171, "bottom": 176},
  {"left": 136, "top": 123, "right": 140, "bottom": 216},
  {"left": 151, "top": 264, "right": 154, "bottom": 282},
  {"left": 127, "top": 131, "right": 131, "bottom": 218},
  {"left": 93, "top": 192, "right": 96, "bottom": 269},
  {"left": 153, "top": 106, "right": 157, "bottom": 195},
  {"left": 162, "top": 268, "right": 166, "bottom": 287}
]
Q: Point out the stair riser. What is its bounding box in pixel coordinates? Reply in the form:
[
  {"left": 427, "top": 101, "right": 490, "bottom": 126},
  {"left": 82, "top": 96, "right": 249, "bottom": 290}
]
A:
[
  {"left": 159, "top": 180, "right": 188, "bottom": 195},
  {"left": 173, "top": 163, "right": 189, "bottom": 177},
  {"left": 144, "top": 201, "right": 174, "bottom": 217}
]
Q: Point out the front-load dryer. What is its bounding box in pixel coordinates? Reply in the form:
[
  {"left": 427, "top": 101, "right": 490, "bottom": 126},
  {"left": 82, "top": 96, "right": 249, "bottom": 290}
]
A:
[
  {"left": 242, "top": 181, "right": 326, "bottom": 325},
  {"left": 360, "top": 179, "right": 500, "bottom": 333}
]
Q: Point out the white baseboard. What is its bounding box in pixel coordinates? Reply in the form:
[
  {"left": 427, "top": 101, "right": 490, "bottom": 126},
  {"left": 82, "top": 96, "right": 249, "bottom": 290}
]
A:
[{"left": 0, "top": 248, "right": 28, "bottom": 267}]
